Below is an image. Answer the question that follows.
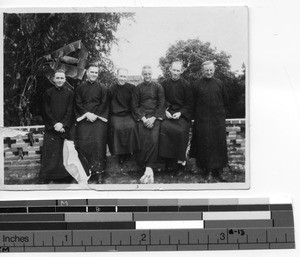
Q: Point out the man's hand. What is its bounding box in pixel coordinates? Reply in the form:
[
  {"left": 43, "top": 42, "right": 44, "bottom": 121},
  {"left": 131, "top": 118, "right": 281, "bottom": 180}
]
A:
[
  {"left": 86, "top": 112, "right": 97, "bottom": 122},
  {"left": 59, "top": 128, "right": 65, "bottom": 133},
  {"left": 54, "top": 122, "right": 63, "bottom": 132},
  {"left": 148, "top": 116, "right": 156, "bottom": 125},
  {"left": 146, "top": 116, "right": 156, "bottom": 129},
  {"left": 142, "top": 116, "right": 154, "bottom": 129},
  {"left": 172, "top": 112, "right": 181, "bottom": 119},
  {"left": 166, "top": 110, "right": 173, "bottom": 119}
]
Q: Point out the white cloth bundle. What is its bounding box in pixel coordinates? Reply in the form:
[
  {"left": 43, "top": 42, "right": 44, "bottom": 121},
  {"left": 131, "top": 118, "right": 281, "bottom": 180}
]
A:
[
  {"left": 140, "top": 167, "right": 154, "bottom": 184},
  {"left": 63, "top": 140, "right": 89, "bottom": 188}
]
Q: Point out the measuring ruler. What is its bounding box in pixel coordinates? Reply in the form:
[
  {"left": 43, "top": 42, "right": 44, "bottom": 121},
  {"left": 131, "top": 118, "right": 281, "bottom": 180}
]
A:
[{"left": 0, "top": 198, "right": 295, "bottom": 252}]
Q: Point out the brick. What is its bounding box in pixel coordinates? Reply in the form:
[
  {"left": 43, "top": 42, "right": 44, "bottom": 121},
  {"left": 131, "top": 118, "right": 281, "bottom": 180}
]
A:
[
  {"left": 226, "top": 126, "right": 241, "bottom": 132},
  {"left": 228, "top": 136, "right": 237, "bottom": 140},
  {"left": 236, "top": 139, "right": 245, "bottom": 144},
  {"left": 231, "top": 119, "right": 242, "bottom": 124},
  {"left": 237, "top": 148, "right": 245, "bottom": 154},
  {"left": 6, "top": 164, "right": 40, "bottom": 171},
  {"left": 27, "top": 151, "right": 38, "bottom": 157},
  {"left": 21, "top": 146, "right": 41, "bottom": 152},
  {"left": 11, "top": 143, "right": 29, "bottom": 148}
]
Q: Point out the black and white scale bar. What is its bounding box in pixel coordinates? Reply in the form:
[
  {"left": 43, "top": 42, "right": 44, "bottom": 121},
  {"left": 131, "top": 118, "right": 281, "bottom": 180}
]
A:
[{"left": 0, "top": 227, "right": 295, "bottom": 252}]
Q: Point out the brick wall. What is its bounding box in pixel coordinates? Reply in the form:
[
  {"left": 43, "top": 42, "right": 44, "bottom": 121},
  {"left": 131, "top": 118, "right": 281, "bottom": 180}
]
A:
[{"left": 3, "top": 119, "right": 246, "bottom": 184}]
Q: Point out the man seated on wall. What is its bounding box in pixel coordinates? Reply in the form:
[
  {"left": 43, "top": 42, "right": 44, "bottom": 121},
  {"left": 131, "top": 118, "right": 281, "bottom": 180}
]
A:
[
  {"left": 74, "top": 62, "right": 109, "bottom": 184},
  {"left": 107, "top": 68, "right": 140, "bottom": 164},
  {"left": 39, "top": 69, "right": 75, "bottom": 184},
  {"left": 159, "top": 60, "right": 194, "bottom": 175},
  {"left": 132, "top": 65, "right": 165, "bottom": 184}
]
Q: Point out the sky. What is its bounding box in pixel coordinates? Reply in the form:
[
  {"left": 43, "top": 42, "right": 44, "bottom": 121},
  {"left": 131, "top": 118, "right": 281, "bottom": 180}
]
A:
[{"left": 110, "top": 7, "right": 248, "bottom": 77}]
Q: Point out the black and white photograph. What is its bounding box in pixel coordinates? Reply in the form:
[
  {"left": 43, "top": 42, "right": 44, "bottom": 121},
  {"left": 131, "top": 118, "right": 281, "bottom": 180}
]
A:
[{"left": 0, "top": 7, "right": 248, "bottom": 190}]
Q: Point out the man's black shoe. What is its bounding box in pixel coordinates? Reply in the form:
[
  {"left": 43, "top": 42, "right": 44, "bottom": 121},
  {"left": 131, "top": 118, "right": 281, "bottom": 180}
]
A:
[
  {"left": 212, "top": 169, "right": 226, "bottom": 182},
  {"left": 88, "top": 173, "right": 99, "bottom": 184},
  {"left": 176, "top": 163, "right": 185, "bottom": 176},
  {"left": 165, "top": 158, "right": 177, "bottom": 173},
  {"left": 88, "top": 171, "right": 106, "bottom": 184}
]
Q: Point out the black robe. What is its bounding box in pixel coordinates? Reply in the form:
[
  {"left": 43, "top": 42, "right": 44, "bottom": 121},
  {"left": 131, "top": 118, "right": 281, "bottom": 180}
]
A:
[
  {"left": 40, "top": 85, "right": 74, "bottom": 182},
  {"left": 159, "top": 78, "right": 194, "bottom": 161},
  {"left": 132, "top": 81, "right": 165, "bottom": 168},
  {"left": 190, "top": 77, "right": 228, "bottom": 170},
  {"left": 74, "top": 80, "right": 109, "bottom": 173},
  {"left": 108, "top": 82, "right": 140, "bottom": 155}
]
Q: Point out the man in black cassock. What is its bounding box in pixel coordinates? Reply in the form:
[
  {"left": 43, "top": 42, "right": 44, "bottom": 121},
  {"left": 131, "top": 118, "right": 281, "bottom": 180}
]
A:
[
  {"left": 74, "top": 64, "right": 109, "bottom": 184},
  {"left": 190, "top": 61, "right": 229, "bottom": 181},
  {"left": 159, "top": 61, "right": 194, "bottom": 175},
  {"left": 40, "top": 69, "right": 75, "bottom": 184},
  {"left": 132, "top": 65, "right": 165, "bottom": 183},
  {"left": 108, "top": 68, "right": 140, "bottom": 164}
]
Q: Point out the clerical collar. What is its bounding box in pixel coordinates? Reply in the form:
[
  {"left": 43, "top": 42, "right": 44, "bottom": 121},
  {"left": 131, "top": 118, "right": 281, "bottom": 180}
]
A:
[
  {"left": 171, "top": 78, "right": 180, "bottom": 82},
  {"left": 86, "top": 79, "right": 96, "bottom": 84},
  {"left": 143, "top": 81, "right": 151, "bottom": 85},
  {"left": 55, "top": 86, "right": 63, "bottom": 90}
]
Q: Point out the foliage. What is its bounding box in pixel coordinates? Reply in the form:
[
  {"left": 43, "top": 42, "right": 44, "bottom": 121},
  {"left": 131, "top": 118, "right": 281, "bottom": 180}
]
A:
[
  {"left": 158, "top": 39, "right": 246, "bottom": 118},
  {"left": 4, "top": 12, "right": 134, "bottom": 126}
]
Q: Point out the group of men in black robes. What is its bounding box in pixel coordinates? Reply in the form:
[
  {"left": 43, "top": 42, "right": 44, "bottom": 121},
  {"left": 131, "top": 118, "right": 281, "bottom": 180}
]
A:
[{"left": 40, "top": 60, "right": 229, "bottom": 184}]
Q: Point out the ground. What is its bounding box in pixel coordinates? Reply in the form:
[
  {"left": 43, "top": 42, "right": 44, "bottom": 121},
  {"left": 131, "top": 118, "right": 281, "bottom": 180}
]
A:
[{"left": 4, "top": 155, "right": 245, "bottom": 185}]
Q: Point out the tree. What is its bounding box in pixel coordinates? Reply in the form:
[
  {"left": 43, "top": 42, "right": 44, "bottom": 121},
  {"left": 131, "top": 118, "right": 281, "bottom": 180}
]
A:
[
  {"left": 158, "top": 38, "right": 245, "bottom": 118},
  {"left": 4, "top": 12, "right": 134, "bottom": 126}
]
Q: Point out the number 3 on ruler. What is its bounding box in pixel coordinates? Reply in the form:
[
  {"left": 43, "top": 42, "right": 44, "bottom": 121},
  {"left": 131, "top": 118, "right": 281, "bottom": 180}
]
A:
[{"left": 220, "top": 233, "right": 226, "bottom": 240}]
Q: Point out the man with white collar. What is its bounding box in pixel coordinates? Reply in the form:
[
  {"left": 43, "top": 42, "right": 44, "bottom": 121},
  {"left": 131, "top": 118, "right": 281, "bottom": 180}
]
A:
[
  {"left": 132, "top": 65, "right": 165, "bottom": 184},
  {"left": 108, "top": 68, "right": 140, "bottom": 164},
  {"left": 159, "top": 61, "right": 194, "bottom": 176},
  {"left": 40, "top": 69, "right": 75, "bottom": 184},
  {"left": 190, "top": 61, "right": 229, "bottom": 182},
  {"left": 74, "top": 63, "right": 109, "bottom": 184}
]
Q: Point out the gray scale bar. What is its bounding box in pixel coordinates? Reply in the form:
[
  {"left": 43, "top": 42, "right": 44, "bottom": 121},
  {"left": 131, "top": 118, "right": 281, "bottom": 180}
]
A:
[
  {"left": 87, "top": 199, "right": 118, "bottom": 206},
  {"left": 57, "top": 199, "right": 87, "bottom": 206},
  {"left": 134, "top": 212, "right": 202, "bottom": 221},
  {"left": 85, "top": 246, "right": 116, "bottom": 252},
  {"left": 0, "top": 247, "right": 25, "bottom": 252},
  {"left": 117, "top": 245, "right": 147, "bottom": 251},
  {"left": 208, "top": 243, "right": 239, "bottom": 250},
  {"left": 271, "top": 211, "right": 294, "bottom": 227},
  {"left": 55, "top": 246, "right": 85, "bottom": 252},
  {"left": 205, "top": 219, "right": 273, "bottom": 228},
  {"left": 24, "top": 247, "right": 55, "bottom": 252},
  {"left": 270, "top": 242, "right": 295, "bottom": 249},
  {"left": 178, "top": 245, "right": 208, "bottom": 251},
  {"left": 148, "top": 199, "right": 178, "bottom": 206},
  {"left": 65, "top": 213, "right": 132, "bottom": 222},
  {"left": 0, "top": 213, "right": 64, "bottom": 222},
  {"left": 117, "top": 199, "right": 148, "bottom": 206},
  {"left": 239, "top": 243, "right": 270, "bottom": 249},
  {"left": 147, "top": 245, "right": 178, "bottom": 251},
  {"left": 0, "top": 200, "right": 55, "bottom": 207}
]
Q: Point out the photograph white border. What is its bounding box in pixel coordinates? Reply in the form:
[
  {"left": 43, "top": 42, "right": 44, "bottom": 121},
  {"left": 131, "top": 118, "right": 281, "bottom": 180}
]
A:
[{"left": 0, "top": 6, "right": 249, "bottom": 191}]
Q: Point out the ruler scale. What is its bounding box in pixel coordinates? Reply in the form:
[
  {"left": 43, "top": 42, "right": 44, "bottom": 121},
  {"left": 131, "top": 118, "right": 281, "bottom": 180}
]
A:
[{"left": 0, "top": 198, "right": 295, "bottom": 252}]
